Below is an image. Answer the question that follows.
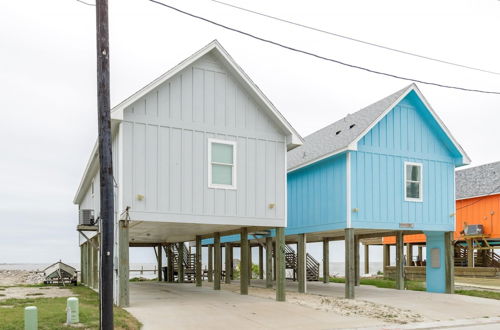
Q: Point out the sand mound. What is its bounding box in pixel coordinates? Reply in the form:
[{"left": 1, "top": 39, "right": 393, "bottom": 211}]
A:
[{"left": 0, "top": 270, "right": 45, "bottom": 286}]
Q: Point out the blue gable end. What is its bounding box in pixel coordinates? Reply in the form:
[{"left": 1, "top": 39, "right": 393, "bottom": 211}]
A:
[
  {"left": 351, "top": 91, "right": 456, "bottom": 231},
  {"left": 286, "top": 153, "right": 347, "bottom": 235}
]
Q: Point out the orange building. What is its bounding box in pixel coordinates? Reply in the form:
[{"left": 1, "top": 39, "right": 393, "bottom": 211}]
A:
[{"left": 384, "top": 161, "right": 500, "bottom": 267}]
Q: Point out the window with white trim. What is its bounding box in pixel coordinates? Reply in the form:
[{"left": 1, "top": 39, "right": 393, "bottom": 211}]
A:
[
  {"left": 208, "top": 139, "right": 236, "bottom": 189},
  {"left": 405, "top": 162, "right": 422, "bottom": 202}
]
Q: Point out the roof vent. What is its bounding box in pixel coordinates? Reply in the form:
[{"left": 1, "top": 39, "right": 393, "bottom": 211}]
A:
[
  {"left": 349, "top": 124, "right": 356, "bottom": 129},
  {"left": 336, "top": 130, "right": 341, "bottom": 135}
]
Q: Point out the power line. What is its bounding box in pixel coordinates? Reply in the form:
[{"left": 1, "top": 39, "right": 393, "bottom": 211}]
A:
[
  {"left": 148, "top": 0, "right": 500, "bottom": 95},
  {"left": 75, "top": 0, "right": 95, "bottom": 6},
  {"left": 212, "top": 0, "right": 500, "bottom": 76}
]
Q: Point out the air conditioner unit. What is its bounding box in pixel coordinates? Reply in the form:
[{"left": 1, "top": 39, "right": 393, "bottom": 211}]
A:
[
  {"left": 464, "top": 224, "right": 484, "bottom": 236},
  {"left": 79, "top": 209, "right": 94, "bottom": 226}
]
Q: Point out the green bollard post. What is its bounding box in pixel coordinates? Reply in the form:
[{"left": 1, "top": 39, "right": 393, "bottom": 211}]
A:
[
  {"left": 24, "top": 306, "right": 38, "bottom": 330},
  {"left": 66, "top": 297, "right": 79, "bottom": 324}
]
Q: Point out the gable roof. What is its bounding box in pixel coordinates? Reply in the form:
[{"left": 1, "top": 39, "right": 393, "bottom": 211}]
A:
[
  {"left": 288, "top": 83, "right": 471, "bottom": 171},
  {"left": 74, "top": 40, "right": 303, "bottom": 204},
  {"left": 111, "top": 39, "right": 303, "bottom": 149},
  {"left": 456, "top": 161, "right": 500, "bottom": 200}
]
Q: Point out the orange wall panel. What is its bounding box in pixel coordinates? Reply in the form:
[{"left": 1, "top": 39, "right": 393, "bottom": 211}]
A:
[{"left": 383, "top": 194, "right": 500, "bottom": 244}]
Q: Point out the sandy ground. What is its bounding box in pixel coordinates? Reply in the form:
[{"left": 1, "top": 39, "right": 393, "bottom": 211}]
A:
[
  {"left": 0, "top": 270, "right": 45, "bottom": 286},
  {"left": 0, "top": 286, "right": 74, "bottom": 301},
  {"left": 221, "top": 282, "right": 422, "bottom": 324}
]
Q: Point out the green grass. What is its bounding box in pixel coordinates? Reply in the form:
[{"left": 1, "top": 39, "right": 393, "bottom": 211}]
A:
[
  {"left": 0, "top": 285, "right": 141, "bottom": 330},
  {"left": 455, "top": 289, "right": 500, "bottom": 300},
  {"left": 328, "top": 276, "right": 426, "bottom": 291}
]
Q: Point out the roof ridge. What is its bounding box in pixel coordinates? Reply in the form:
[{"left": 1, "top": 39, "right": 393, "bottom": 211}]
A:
[{"left": 457, "top": 161, "right": 500, "bottom": 173}]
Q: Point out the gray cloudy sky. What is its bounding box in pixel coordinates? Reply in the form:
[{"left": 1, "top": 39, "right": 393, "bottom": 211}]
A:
[{"left": 1, "top": 0, "right": 499, "bottom": 265}]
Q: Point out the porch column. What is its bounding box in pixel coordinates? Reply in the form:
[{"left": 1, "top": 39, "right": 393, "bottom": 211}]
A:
[
  {"left": 248, "top": 245, "right": 252, "bottom": 284},
  {"left": 364, "top": 244, "right": 369, "bottom": 274},
  {"left": 225, "top": 243, "right": 232, "bottom": 284},
  {"left": 276, "top": 227, "right": 286, "bottom": 301},
  {"left": 208, "top": 244, "right": 213, "bottom": 282},
  {"left": 214, "top": 232, "right": 221, "bottom": 290},
  {"left": 240, "top": 228, "right": 249, "bottom": 295},
  {"left": 345, "top": 228, "right": 355, "bottom": 299},
  {"left": 157, "top": 243, "right": 163, "bottom": 282},
  {"left": 354, "top": 236, "right": 360, "bottom": 286},
  {"left": 467, "top": 239, "right": 474, "bottom": 267},
  {"left": 196, "top": 236, "right": 202, "bottom": 287},
  {"left": 297, "top": 233, "right": 307, "bottom": 293},
  {"left": 118, "top": 220, "right": 129, "bottom": 307},
  {"left": 178, "top": 243, "right": 184, "bottom": 283},
  {"left": 259, "top": 245, "right": 264, "bottom": 280},
  {"left": 322, "top": 238, "right": 329, "bottom": 283},
  {"left": 445, "top": 231, "right": 455, "bottom": 294},
  {"left": 383, "top": 244, "right": 390, "bottom": 268},
  {"left": 265, "top": 237, "right": 273, "bottom": 288},
  {"left": 406, "top": 243, "right": 413, "bottom": 266},
  {"left": 167, "top": 244, "right": 174, "bottom": 282},
  {"left": 395, "top": 232, "right": 404, "bottom": 290}
]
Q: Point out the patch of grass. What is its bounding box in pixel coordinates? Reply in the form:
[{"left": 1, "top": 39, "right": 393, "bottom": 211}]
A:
[
  {"left": 129, "top": 277, "right": 156, "bottom": 282},
  {"left": 0, "top": 294, "right": 5, "bottom": 297},
  {"left": 26, "top": 293, "right": 44, "bottom": 296},
  {"left": 0, "top": 285, "right": 141, "bottom": 329},
  {"left": 456, "top": 289, "right": 500, "bottom": 300},
  {"left": 328, "top": 277, "right": 425, "bottom": 291}
]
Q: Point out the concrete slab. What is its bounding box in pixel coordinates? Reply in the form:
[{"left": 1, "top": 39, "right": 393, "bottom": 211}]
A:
[
  {"left": 248, "top": 279, "right": 500, "bottom": 323},
  {"left": 125, "top": 282, "right": 386, "bottom": 330}
]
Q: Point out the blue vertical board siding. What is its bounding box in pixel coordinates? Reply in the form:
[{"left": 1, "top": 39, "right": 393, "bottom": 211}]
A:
[
  {"left": 352, "top": 94, "right": 457, "bottom": 231},
  {"left": 286, "top": 154, "right": 347, "bottom": 235}
]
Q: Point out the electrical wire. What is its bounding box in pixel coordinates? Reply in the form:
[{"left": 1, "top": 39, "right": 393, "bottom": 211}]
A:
[
  {"left": 75, "top": 0, "right": 95, "bottom": 6},
  {"left": 148, "top": 0, "right": 500, "bottom": 95},
  {"left": 212, "top": 0, "right": 500, "bottom": 76},
  {"left": 456, "top": 183, "right": 500, "bottom": 211}
]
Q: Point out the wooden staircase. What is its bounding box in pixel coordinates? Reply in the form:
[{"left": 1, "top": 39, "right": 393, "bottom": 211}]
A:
[
  {"left": 283, "top": 245, "right": 320, "bottom": 281},
  {"left": 454, "top": 243, "right": 500, "bottom": 268},
  {"left": 172, "top": 243, "right": 196, "bottom": 282}
]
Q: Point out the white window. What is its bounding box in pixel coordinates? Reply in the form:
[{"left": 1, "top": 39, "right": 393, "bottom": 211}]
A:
[
  {"left": 208, "top": 139, "right": 236, "bottom": 189},
  {"left": 405, "top": 162, "right": 423, "bottom": 202}
]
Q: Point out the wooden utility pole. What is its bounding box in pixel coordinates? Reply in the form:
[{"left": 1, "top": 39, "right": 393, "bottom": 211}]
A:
[{"left": 95, "top": 0, "right": 114, "bottom": 329}]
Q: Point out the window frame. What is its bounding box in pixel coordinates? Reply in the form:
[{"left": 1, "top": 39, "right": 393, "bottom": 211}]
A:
[
  {"left": 208, "top": 138, "right": 237, "bottom": 190},
  {"left": 404, "top": 161, "right": 423, "bottom": 202}
]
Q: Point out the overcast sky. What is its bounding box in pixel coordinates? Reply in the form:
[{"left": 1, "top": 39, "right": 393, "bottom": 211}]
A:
[{"left": 1, "top": 0, "right": 499, "bottom": 265}]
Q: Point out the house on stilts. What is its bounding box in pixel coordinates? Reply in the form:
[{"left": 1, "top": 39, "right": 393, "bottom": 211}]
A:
[
  {"left": 204, "top": 83, "right": 470, "bottom": 298},
  {"left": 382, "top": 161, "right": 500, "bottom": 278},
  {"left": 73, "top": 40, "right": 303, "bottom": 306}
]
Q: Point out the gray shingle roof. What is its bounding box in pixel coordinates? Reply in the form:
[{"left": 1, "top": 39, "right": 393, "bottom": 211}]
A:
[
  {"left": 288, "top": 84, "right": 413, "bottom": 170},
  {"left": 456, "top": 161, "right": 500, "bottom": 200}
]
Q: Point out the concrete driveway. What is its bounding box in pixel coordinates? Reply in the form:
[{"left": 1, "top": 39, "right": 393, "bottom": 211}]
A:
[{"left": 126, "top": 280, "right": 500, "bottom": 329}]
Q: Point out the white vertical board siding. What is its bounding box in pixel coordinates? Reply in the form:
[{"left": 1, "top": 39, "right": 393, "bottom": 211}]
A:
[{"left": 120, "top": 53, "right": 287, "bottom": 226}]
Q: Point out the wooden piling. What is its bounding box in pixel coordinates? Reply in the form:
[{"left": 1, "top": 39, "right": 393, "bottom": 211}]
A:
[
  {"left": 467, "top": 239, "right": 474, "bottom": 267},
  {"left": 258, "top": 245, "right": 264, "bottom": 280},
  {"left": 225, "top": 243, "right": 232, "bottom": 284},
  {"left": 273, "top": 241, "right": 277, "bottom": 281},
  {"left": 167, "top": 244, "right": 174, "bottom": 283},
  {"left": 214, "top": 233, "right": 221, "bottom": 290},
  {"left": 322, "top": 238, "right": 329, "bottom": 283},
  {"left": 208, "top": 245, "right": 213, "bottom": 282},
  {"left": 240, "top": 228, "right": 249, "bottom": 295},
  {"left": 445, "top": 231, "right": 455, "bottom": 293},
  {"left": 298, "top": 233, "right": 306, "bottom": 293},
  {"left": 395, "top": 232, "right": 404, "bottom": 290},
  {"left": 196, "top": 236, "right": 202, "bottom": 287},
  {"left": 248, "top": 245, "right": 252, "bottom": 284},
  {"left": 81, "top": 243, "right": 87, "bottom": 285},
  {"left": 418, "top": 246, "right": 423, "bottom": 262},
  {"left": 157, "top": 243, "right": 163, "bottom": 282},
  {"left": 229, "top": 245, "right": 234, "bottom": 280},
  {"left": 345, "top": 228, "right": 355, "bottom": 299},
  {"left": 383, "top": 244, "right": 390, "bottom": 269},
  {"left": 276, "top": 227, "right": 286, "bottom": 302},
  {"left": 118, "top": 220, "right": 129, "bottom": 307},
  {"left": 178, "top": 242, "right": 184, "bottom": 283},
  {"left": 364, "top": 244, "right": 369, "bottom": 274},
  {"left": 265, "top": 237, "right": 273, "bottom": 288},
  {"left": 354, "top": 235, "right": 360, "bottom": 286},
  {"left": 406, "top": 243, "right": 413, "bottom": 266}
]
